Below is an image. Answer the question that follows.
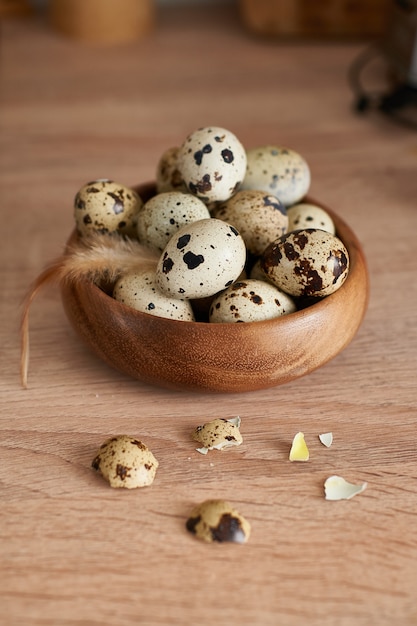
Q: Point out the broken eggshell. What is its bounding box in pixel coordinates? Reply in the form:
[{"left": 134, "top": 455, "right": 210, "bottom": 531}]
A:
[
  {"left": 289, "top": 431, "right": 310, "bottom": 462},
  {"left": 324, "top": 475, "right": 367, "bottom": 500},
  {"left": 186, "top": 499, "right": 251, "bottom": 544},
  {"left": 91, "top": 435, "right": 159, "bottom": 489},
  {"left": 192, "top": 416, "right": 243, "bottom": 455}
]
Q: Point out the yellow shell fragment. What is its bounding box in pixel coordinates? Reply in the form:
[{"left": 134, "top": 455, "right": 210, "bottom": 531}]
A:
[
  {"left": 324, "top": 475, "right": 367, "bottom": 500},
  {"left": 319, "top": 432, "right": 333, "bottom": 447},
  {"left": 289, "top": 431, "right": 309, "bottom": 462}
]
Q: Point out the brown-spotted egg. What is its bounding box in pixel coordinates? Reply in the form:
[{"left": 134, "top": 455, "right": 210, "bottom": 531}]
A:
[
  {"left": 241, "top": 146, "right": 310, "bottom": 206},
  {"left": 113, "top": 269, "right": 195, "bottom": 321},
  {"left": 74, "top": 179, "right": 142, "bottom": 237},
  {"left": 155, "top": 218, "right": 247, "bottom": 299},
  {"left": 261, "top": 228, "right": 349, "bottom": 297},
  {"left": 91, "top": 435, "right": 158, "bottom": 489},
  {"left": 192, "top": 416, "right": 243, "bottom": 454},
  {"left": 211, "top": 189, "right": 288, "bottom": 256},
  {"left": 136, "top": 191, "right": 211, "bottom": 252},
  {"left": 156, "top": 146, "right": 187, "bottom": 193},
  {"left": 178, "top": 126, "right": 247, "bottom": 203},
  {"left": 186, "top": 499, "right": 251, "bottom": 544},
  {"left": 209, "top": 279, "right": 296, "bottom": 323},
  {"left": 287, "top": 202, "right": 335, "bottom": 235}
]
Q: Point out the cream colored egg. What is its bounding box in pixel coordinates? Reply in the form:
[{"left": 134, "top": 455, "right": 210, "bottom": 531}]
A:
[
  {"left": 155, "top": 146, "right": 187, "bottom": 193},
  {"left": 261, "top": 228, "right": 349, "bottom": 297},
  {"left": 178, "top": 126, "right": 247, "bottom": 203},
  {"left": 287, "top": 202, "right": 335, "bottom": 235},
  {"left": 137, "top": 191, "right": 210, "bottom": 252},
  {"left": 209, "top": 279, "right": 296, "bottom": 323},
  {"left": 74, "top": 179, "right": 142, "bottom": 237},
  {"left": 241, "top": 146, "right": 310, "bottom": 206},
  {"left": 156, "top": 218, "right": 247, "bottom": 299},
  {"left": 91, "top": 435, "right": 158, "bottom": 489},
  {"left": 212, "top": 189, "right": 288, "bottom": 256},
  {"left": 113, "top": 268, "right": 195, "bottom": 321}
]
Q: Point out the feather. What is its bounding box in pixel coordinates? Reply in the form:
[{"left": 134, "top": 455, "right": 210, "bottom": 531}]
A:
[{"left": 20, "top": 232, "right": 160, "bottom": 388}]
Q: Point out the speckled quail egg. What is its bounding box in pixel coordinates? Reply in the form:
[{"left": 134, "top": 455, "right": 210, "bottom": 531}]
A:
[
  {"left": 209, "top": 279, "right": 296, "bottom": 323},
  {"left": 136, "top": 191, "right": 211, "bottom": 252},
  {"left": 287, "top": 202, "right": 335, "bottom": 235},
  {"left": 156, "top": 146, "right": 188, "bottom": 193},
  {"left": 74, "top": 179, "right": 142, "bottom": 237},
  {"left": 155, "top": 218, "right": 247, "bottom": 299},
  {"left": 177, "top": 126, "right": 247, "bottom": 203},
  {"left": 192, "top": 416, "right": 243, "bottom": 454},
  {"left": 91, "top": 435, "right": 158, "bottom": 489},
  {"left": 241, "top": 146, "right": 310, "bottom": 206},
  {"left": 113, "top": 269, "right": 195, "bottom": 321},
  {"left": 211, "top": 190, "right": 288, "bottom": 257},
  {"left": 186, "top": 499, "right": 251, "bottom": 544},
  {"left": 261, "top": 228, "right": 349, "bottom": 297}
]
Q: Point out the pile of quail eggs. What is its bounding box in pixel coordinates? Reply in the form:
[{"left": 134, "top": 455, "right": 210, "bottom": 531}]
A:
[{"left": 73, "top": 126, "right": 350, "bottom": 324}]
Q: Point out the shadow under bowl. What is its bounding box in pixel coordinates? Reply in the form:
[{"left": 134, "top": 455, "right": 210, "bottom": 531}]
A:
[{"left": 61, "top": 183, "right": 369, "bottom": 393}]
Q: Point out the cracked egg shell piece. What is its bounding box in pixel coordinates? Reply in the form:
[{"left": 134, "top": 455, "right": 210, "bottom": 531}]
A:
[
  {"left": 209, "top": 279, "right": 296, "bottom": 324},
  {"left": 155, "top": 218, "right": 247, "bottom": 300},
  {"left": 319, "top": 432, "right": 333, "bottom": 447},
  {"left": 178, "top": 126, "right": 247, "bottom": 203},
  {"left": 324, "top": 475, "right": 367, "bottom": 500},
  {"left": 261, "top": 228, "right": 350, "bottom": 298},
  {"left": 289, "top": 431, "right": 310, "bottom": 462},
  {"left": 74, "top": 179, "right": 142, "bottom": 238},
  {"left": 186, "top": 499, "right": 251, "bottom": 544},
  {"left": 241, "top": 145, "right": 310, "bottom": 207},
  {"left": 91, "top": 435, "right": 159, "bottom": 489},
  {"left": 192, "top": 417, "right": 243, "bottom": 453},
  {"left": 113, "top": 269, "right": 195, "bottom": 321}
]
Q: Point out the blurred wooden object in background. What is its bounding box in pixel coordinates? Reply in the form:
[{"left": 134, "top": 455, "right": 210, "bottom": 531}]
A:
[
  {"left": 48, "top": 0, "right": 154, "bottom": 44},
  {"left": 0, "top": 0, "right": 32, "bottom": 17},
  {"left": 240, "top": 0, "right": 392, "bottom": 38}
]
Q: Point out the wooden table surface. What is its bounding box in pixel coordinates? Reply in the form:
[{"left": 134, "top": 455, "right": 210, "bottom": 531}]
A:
[{"left": 1, "top": 5, "right": 417, "bottom": 626}]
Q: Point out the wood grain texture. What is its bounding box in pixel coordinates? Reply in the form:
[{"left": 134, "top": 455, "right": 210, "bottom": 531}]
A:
[{"left": 1, "top": 5, "right": 417, "bottom": 626}]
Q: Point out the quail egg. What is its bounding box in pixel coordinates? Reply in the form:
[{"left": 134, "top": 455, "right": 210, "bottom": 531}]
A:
[
  {"left": 186, "top": 499, "right": 251, "bottom": 544},
  {"left": 155, "top": 218, "right": 247, "bottom": 299},
  {"left": 261, "top": 228, "right": 349, "bottom": 297},
  {"left": 137, "top": 191, "right": 211, "bottom": 252},
  {"left": 209, "top": 279, "right": 296, "bottom": 323},
  {"left": 113, "top": 269, "right": 195, "bottom": 321},
  {"left": 211, "top": 189, "right": 288, "bottom": 256},
  {"left": 178, "top": 126, "right": 247, "bottom": 203},
  {"left": 241, "top": 145, "right": 310, "bottom": 206},
  {"left": 74, "top": 179, "right": 142, "bottom": 237},
  {"left": 287, "top": 202, "right": 335, "bottom": 235},
  {"left": 91, "top": 435, "right": 158, "bottom": 489},
  {"left": 156, "top": 146, "right": 187, "bottom": 193}
]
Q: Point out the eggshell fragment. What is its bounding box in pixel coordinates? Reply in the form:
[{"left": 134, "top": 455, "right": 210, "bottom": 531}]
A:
[
  {"left": 289, "top": 431, "right": 309, "bottom": 462},
  {"left": 186, "top": 499, "right": 251, "bottom": 543},
  {"left": 192, "top": 416, "right": 243, "bottom": 454},
  {"left": 319, "top": 432, "right": 333, "bottom": 447},
  {"left": 91, "top": 435, "right": 158, "bottom": 489},
  {"left": 324, "top": 475, "right": 367, "bottom": 500}
]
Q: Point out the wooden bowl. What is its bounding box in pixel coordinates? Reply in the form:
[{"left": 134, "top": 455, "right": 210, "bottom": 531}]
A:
[{"left": 61, "top": 183, "right": 369, "bottom": 393}]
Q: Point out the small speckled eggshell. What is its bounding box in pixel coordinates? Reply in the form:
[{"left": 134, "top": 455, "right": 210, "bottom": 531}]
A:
[
  {"left": 186, "top": 499, "right": 251, "bottom": 544},
  {"left": 212, "top": 190, "right": 288, "bottom": 256},
  {"left": 91, "top": 435, "right": 158, "bottom": 489},
  {"left": 155, "top": 218, "right": 247, "bottom": 300},
  {"left": 178, "top": 126, "right": 247, "bottom": 203},
  {"left": 261, "top": 229, "right": 350, "bottom": 297},
  {"left": 155, "top": 146, "right": 188, "bottom": 193},
  {"left": 74, "top": 179, "right": 142, "bottom": 237},
  {"left": 192, "top": 417, "right": 243, "bottom": 452},
  {"left": 136, "top": 191, "right": 211, "bottom": 252},
  {"left": 241, "top": 146, "right": 310, "bottom": 206},
  {"left": 209, "top": 279, "right": 296, "bottom": 323},
  {"left": 113, "top": 269, "right": 195, "bottom": 321},
  {"left": 287, "top": 202, "right": 335, "bottom": 235}
]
